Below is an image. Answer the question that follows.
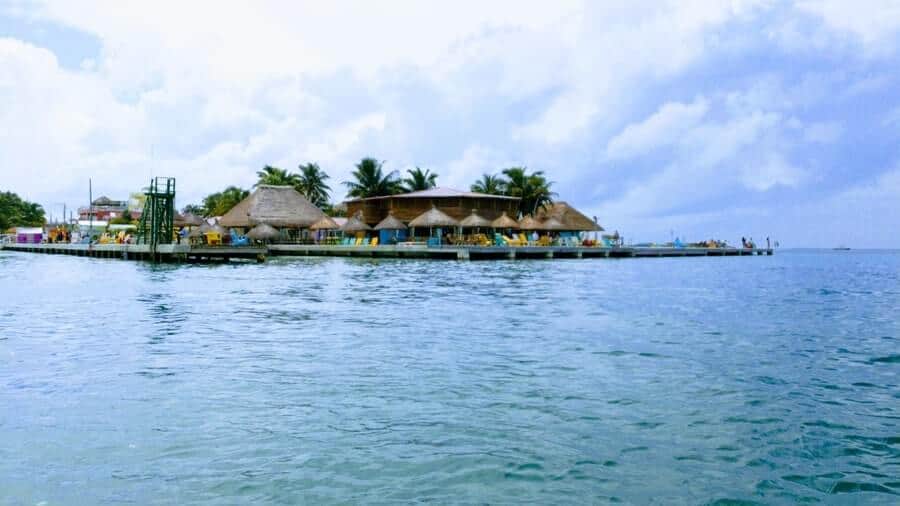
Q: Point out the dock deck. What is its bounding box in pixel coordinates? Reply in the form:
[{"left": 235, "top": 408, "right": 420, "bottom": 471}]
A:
[
  {"left": 0, "top": 242, "right": 267, "bottom": 262},
  {"left": 1, "top": 242, "right": 773, "bottom": 262},
  {"left": 269, "top": 244, "right": 773, "bottom": 260}
]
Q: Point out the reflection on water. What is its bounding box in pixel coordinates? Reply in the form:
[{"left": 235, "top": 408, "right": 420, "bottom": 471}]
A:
[{"left": 1, "top": 250, "right": 898, "bottom": 504}]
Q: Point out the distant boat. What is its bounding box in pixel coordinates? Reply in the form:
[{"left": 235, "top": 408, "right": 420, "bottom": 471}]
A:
[{"left": 833, "top": 245, "right": 851, "bottom": 251}]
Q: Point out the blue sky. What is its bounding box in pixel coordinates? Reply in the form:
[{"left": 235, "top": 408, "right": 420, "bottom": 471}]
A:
[{"left": 1, "top": 1, "right": 899, "bottom": 247}]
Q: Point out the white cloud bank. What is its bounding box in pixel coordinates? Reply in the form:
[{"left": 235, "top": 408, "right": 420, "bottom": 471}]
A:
[{"left": 2, "top": 0, "right": 900, "bottom": 245}]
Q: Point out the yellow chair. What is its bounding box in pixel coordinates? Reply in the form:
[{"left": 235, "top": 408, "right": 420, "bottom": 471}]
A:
[
  {"left": 503, "top": 235, "right": 522, "bottom": 246},
  {"left": 370, "top": 237, "right": 379, "bottom": 246},
  {"left": 538, "top": 235, "right": 552, "bottom": 246},
  {"left": 354, "top": 236, "right": 363, "bottom": 246},
  {"left": 206, "top": 232, "right": 222, "bottom": 246}
]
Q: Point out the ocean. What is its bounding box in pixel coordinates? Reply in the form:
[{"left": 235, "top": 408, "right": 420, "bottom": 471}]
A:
[{"left": 1, "top": 249, "right": 898, "bottom": 504}]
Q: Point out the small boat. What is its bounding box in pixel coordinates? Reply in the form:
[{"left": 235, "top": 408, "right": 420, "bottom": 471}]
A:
[{"left": 833, "top": 245, "right": 851, "bottom": 251}]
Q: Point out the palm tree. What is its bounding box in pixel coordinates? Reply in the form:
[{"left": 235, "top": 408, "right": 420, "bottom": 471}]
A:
[
  {"left": 296, "top": 162, "right": 331, "bottom": 207},
  {"left": 470, "top": 173, "right": 506, "bottom": 195},
  {"left": 501, "top": 167, "right": 556, "bottom": 217},
  {"left": 402, "top": 166, "right": 438, "bottom": 192},
  {"left": 202, "top": 186, "right": 249, "bottom": 217},
  {"left": 255, "top": 165, "right": 299, "bottom": 187},
  {"left": 343, "top": 158, "right": 402, "bottom": 198}
]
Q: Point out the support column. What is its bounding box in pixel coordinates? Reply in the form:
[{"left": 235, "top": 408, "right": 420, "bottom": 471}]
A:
[
  {"left": 507, "top": 249, "right": 516, "bottom": 260},
  {"left": 456, "top": 249, "right": 470, "bottom": 260}
]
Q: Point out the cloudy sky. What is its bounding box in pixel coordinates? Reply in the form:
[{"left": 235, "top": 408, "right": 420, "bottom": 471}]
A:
[{"left": 2, "top": 0, "right": 899, "bottom": 246}]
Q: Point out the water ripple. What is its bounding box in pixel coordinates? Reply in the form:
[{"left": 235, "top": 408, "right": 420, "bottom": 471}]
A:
[{"left": 1, "top": 250, "right": 899, "bottom": 504}]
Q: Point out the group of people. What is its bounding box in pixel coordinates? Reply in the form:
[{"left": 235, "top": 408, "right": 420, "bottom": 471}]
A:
[
  {"left": 742, "top": 236, "right": 774, "bottom": 249},
  {"left": 45, "top": 227, "right": 71, "bottom": 244}
]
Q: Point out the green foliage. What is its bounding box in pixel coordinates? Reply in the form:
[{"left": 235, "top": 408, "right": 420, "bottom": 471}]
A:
[
  {"left": 296, "top": 163, "right": 332, "bottom": 207},
  {"left": 470, "top": 173, "right": 506, "bottom": 195},
  {"left": 201, "top": 186, "right": 249, "bottom": 217},
  {"left": 109, "top": 208, "right": 134, "bottom": 225},
  {"left": 0, "top": 191, "right": 45, "bottom": 231},
  {"left": 402, "top": 167, "right": 438, "bottom": 192},
  {"left": 500, "top": 167, "right": 556, "bottom": 217},
  {"left": 343, "top": 158, "right": 403, "bottom": 199},
  {"left": 181, "top": 204, "right": 204, "bottom": 215},
  {"left": 321, "top": 202, "right": 347, "bottom": 217},
  {"left": 255, "top": 165, "right": 300, "bottom": 187}
]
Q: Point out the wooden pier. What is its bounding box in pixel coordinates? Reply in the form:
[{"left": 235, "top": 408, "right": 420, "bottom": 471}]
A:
[
  {"left": 0, "top": 242, "right": 267, "bottom": 263},
  {"left": 269, "top": 244, "right": 773, "bottom": 260},
  {"left": 1, "top": 242, "right": 773, "bottom": 263}
]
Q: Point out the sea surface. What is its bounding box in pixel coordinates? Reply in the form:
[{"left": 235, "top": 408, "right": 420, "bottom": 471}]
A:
[{"left": 1, "top": 249, "right": 898, "bottom": 505}]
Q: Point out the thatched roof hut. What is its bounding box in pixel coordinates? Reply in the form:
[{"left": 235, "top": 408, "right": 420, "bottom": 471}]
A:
[
  {"left": 518, "top": 215, "right": 540, "bottom": 230},
  {"left": 535, "top": 202, "right": 603, "bottom": 231},
  {"left": 310, "top": 216, "right": 339, "bottom": 230},
  {"left": 189, "top": 221, "right": 213, "bottom": 237},
  {"left": 219, "top": 185, "right": 326, "bottom": 228},
  {"left": 246, "top": 223, "right": 280, "bottom": 241},
  {"left": 459, "top": 209, "right": 492, "bottom": 228},
  {"left": 536, "top": 217, "right": 565, "bottom": 231},
  {"left": 340, "top": 214, "right": 372, "bottom": 233},
  {"left": 491, "top": 211, "right": 519, "bottom": 229},
  {"left": 408, "top": 206, "right": 459, "bottom": 228},
  {"left": 374, "top": 212, "right": 407, "bottom": 230},
  {"left": 174, "top": 212, "right": 203, "bottom": 227}
]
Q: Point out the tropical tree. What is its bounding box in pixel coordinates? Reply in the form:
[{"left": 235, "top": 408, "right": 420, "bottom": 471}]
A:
[
  {"left": 401, "top": 166, "right": 438, "bottom": 192},
  {"left": 501, "top": 167, "right": 556, "bottom": 217},
  {"left": 296, "top": 162, "right": 331, "bottom": 207},
  {"left": 321, "top": 202, "right": 347, "bottom": 217},
  {"left": 0, "top": 191, "right": 45, "bottom": 230},
  {"left": 181, "top": 204, "right": 205, "bottom": 216},
  {"left": 470, "top": 173, "right": 506, "bottom": 195},
  {"left": 255, "top": 165, "right": 299, "bottom": 187},
  {"left": 201, "top": 186, "right": 249, "bottom": 217},
  {"left": 343, "top": 158, "right": 402, "bottom": 199}
]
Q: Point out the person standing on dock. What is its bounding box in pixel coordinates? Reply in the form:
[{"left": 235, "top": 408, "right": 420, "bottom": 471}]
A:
[{"left": 766, "top": 237, "right": 770, "bottom": 249}]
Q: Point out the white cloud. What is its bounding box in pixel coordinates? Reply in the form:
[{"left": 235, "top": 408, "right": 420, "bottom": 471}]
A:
[
  {"left": 439, "top": 145, "right": 518, "bottom": 191},
  {"left": 803, "top": 121, "right": 842, "bottom": 143},
  {"left": 605, "top": 98, "right": 709, "bottom": 160},
  {"left": 1, "top": 0, "right": 898, "bottom": 245},
  {"left": 739, "top": 153, "right": 804, "bottom": 191},
  {"left": 797, "top": 0, "right": 900, "bottom": 54}
]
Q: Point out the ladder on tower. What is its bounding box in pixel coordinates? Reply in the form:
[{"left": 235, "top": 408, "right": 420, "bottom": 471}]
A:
[{"left": 136, "top": 177, "right": 176, "bottom": 259}]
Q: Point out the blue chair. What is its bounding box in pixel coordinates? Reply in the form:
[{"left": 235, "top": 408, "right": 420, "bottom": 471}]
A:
[{"left": 230, "top": 231, "right": 249, "bottom": 246}]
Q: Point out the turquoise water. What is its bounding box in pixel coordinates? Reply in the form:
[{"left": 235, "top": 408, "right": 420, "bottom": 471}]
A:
[{"left": 1, "top": 250, "right": 898, "bottom": 504}]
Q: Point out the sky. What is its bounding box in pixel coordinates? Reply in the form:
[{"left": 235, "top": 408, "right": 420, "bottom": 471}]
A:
[{"left": 1, "top": 0, "right": 899, "bottom": 247}]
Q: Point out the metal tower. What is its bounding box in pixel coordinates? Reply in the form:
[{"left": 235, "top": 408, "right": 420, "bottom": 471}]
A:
[{"left": 136, "top": 177, "right": 176, "bottom": 254}]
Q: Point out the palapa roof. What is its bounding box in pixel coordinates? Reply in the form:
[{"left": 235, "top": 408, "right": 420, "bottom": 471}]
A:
[
  {"left": 374, "top": 213, "right": 407, "bottom": 230},
  {"left": 246, "top": 223, "right": 280, "bottom": 240},
  {"left": 340, "top": 213, "right": 372, "bottom": 233},
  {"left": 174, "top": 212, "right": 203, "bottom": 227},
  {"left": 310, "top": 216, "right": 339, "bottom": 230},
  {"left": 408, "top": 206, "right": 460, "bottom": 228},
  {"left": 535, "top": 217, "right": 565, "bottom": 231},
  {"left": 345, "top": 186, "right": 519, "bottom": 203},
  {"left": 535, "top": 202, "right": 603, "bottom": 231},
  {"left": 459, "top": 209, "right": 492, "bottom": 228},
  {"left": 491, "top": 211, "right": 519, "bottom": 229},
  {"left": 219, "top": 185, "right": 326, "bottom": 228},
  {"left": 518, "top": 215, "right": 541, "bottom": 230}
]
